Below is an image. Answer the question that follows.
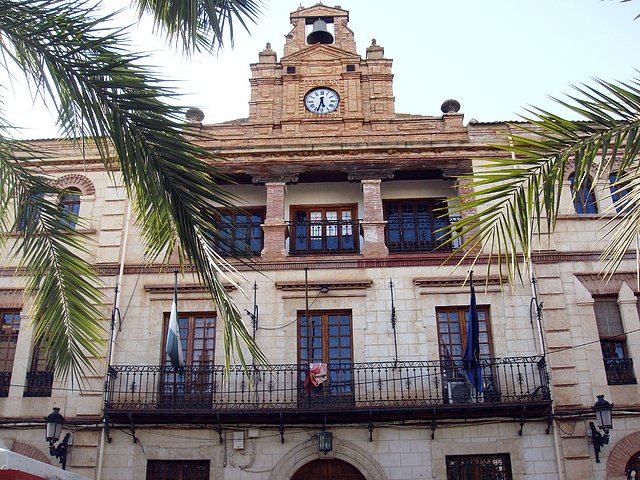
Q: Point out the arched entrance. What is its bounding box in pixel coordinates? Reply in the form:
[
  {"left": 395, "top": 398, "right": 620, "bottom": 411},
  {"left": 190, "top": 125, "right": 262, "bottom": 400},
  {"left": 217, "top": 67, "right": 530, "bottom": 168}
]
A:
[{"left": 291, "top": 458, "right": 365, "bottom": 480}]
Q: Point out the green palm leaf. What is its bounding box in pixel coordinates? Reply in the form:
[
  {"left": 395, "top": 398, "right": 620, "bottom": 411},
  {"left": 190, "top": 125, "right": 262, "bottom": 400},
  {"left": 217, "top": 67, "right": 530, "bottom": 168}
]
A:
[
  {"left": 0, "top": 0, "right": 266, "bottom": 382},
  {"left": 134, "top": 0, "right": 262, "bottom": 52},
  {"left": 447, "top": 77, "right": 640, "bottom": 282}
]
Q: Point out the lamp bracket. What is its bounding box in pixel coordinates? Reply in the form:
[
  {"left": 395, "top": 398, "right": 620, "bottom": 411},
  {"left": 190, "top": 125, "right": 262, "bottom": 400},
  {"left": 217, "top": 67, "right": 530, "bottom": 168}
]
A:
[
  {"left": 589, "top": 421, "right": 610, "bottom": 463},
  {"left": 368, "top": 422, "right": 374, "bottom": 442},
  {"left": 49, "top": 433, "right": 71, "bottom": 470},
  {"left": 546, "top": 409, "right": 552, "bottom": 435}
]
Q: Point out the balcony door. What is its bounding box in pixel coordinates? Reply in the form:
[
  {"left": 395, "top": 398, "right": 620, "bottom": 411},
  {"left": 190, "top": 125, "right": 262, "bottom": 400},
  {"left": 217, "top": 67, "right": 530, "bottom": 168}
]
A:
[
  {"left": 0, "top": 310, "right": 20, "bottom": 397},
  {"left": 290, "top": 205, "right": 358, "bottom": 255},
  {"left": 384, "top": 198, "right": 452, "bottom": 252},
  {"left": 436, "top": 306, "right": 493, "bottom": 402},
  {"left": 298, "top": 310, "right": 353, "bottom": 406},
  {"left": 161, "top": 312, "right": 216, "bottom": 408}
]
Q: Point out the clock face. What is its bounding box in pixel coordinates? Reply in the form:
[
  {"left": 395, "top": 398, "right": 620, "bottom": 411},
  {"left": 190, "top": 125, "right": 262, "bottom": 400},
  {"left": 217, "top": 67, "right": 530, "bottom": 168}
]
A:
[{"left": 304, "top": 87, "right": 340, "bottom": 114}]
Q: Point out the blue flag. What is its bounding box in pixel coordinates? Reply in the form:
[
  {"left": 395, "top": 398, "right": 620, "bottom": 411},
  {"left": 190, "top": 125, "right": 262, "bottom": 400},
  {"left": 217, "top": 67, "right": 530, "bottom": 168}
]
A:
[
  {"left": 165, "top": 280, "right": 184, "bottom": 369},
  {"left": 463, "top": 278, "right": 484, "bottom": 392}
]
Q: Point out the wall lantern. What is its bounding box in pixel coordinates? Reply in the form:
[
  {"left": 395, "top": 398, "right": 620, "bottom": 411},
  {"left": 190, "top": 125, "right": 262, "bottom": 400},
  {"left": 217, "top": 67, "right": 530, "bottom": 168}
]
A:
[
  {"left": 318, "top": 430, "right": 333, "bottom": 454},
  {"left": 45, "top": 407, "right": 71, "bottom": 470},
  {"left": 589, "top": 395, "right": 613, "bottom": 463}
]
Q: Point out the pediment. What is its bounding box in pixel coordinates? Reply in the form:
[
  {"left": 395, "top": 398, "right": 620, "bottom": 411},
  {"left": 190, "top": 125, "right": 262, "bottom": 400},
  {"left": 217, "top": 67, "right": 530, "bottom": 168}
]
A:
[
  {"left": 290, "top": 5, "right": 349, "bottom": 21},
  {"left": 282, "top": 44, "right": 360, "bottom": 63}
]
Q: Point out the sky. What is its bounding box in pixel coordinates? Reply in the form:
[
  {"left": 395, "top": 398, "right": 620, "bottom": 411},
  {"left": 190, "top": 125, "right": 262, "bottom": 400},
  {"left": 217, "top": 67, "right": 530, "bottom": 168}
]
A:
[{"left": 4, "top": 0, "right": 640, "bottom": 139}]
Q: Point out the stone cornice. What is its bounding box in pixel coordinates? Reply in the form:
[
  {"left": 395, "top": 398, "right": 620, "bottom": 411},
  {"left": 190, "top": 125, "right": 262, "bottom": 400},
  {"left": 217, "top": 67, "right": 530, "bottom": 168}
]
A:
[
  {"left": 144, "top": 283, "right": 236, "bottom": 293},
  {"left": 275, "top": 280, "right": 372, "bottom": 291}
]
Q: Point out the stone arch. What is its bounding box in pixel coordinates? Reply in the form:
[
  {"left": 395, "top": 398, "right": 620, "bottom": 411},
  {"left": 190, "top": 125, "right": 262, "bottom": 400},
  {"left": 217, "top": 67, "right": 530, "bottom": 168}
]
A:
[
  {"left": 54, "top": 174, "right": 95, "bottom": 195},
  {"left": 269, "top": 437, "right": 388, "bottom": 480},
  {"left": 607, "top": 431, "right": 640, "bottom": 479},
  {"left": 11, "top": 441, "right": 51, "bottom": 465}
]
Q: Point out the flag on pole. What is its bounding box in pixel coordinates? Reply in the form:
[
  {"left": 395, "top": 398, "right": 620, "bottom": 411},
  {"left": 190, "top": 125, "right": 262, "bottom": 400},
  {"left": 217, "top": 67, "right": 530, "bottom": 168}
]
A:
[
  {"left": 463, "top": 272, "right": 484, "bottom": 393},
  {"left": 165, "top": 274, "right": 184, "bottom": 369}
]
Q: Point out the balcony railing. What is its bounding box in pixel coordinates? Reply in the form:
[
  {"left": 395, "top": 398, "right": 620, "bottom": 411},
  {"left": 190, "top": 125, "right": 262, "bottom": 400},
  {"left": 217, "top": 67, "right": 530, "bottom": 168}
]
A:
[
  {"left": 24, "top": 371, "right": 54, "bottom": 397},
  {"left": 105, "top": 357, "right": 550, "bottom": 423},
  {"left": 287, "top": 219, "right": 360, "bottom": 255},
  {"left": 385, "top": 215, "right": 461, "bottom": 253},
  {"left": 605, "top": 357, "right": 636, "bottom": 385},
  {"left": 214, "top": 221, "right": 264, "bottom": 257},
  {"left": 0, "top": 372, "right": 10, "bottom": 397}
]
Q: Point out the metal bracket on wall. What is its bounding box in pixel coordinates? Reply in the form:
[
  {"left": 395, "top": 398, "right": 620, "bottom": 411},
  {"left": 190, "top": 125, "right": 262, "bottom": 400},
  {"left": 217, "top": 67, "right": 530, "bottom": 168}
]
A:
[
  {"left": 546, "top": 409, "right": 553, "bottom": 435},
  {"left": 431, "top": 409, "right": 438, "bottom": 440},
  {"left": 216, "top": 414, "right": 223, "bottom": 444},
  {"left": 104, "top": 416, "right": 112, "bottom": 444},
  {"left": 518, "top": 406, "right": 526, "bottom": 436},
  {"left": 368, "top": 422, "right": 374, "bottom": 442},
  {"left": 279, "top": 414, "right": 285, "bottom": 444},
  {"left": 128, "top": 413, "right": 137, "bottom": 444}
]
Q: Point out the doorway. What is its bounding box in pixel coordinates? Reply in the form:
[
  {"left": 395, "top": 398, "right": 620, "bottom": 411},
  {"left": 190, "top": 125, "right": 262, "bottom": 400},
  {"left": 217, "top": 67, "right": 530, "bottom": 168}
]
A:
[{"left": 291, "top": 458, "right": 365, "bottom": 480}]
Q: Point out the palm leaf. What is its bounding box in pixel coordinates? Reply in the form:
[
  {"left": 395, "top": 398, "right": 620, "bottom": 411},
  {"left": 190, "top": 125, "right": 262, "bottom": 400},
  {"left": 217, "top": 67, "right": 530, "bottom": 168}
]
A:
[
  {"left": 0, "top": 0, "right": 267, "bottom": 381},
  {"left": 446, "top": 77, "right": 640, "bottom": 282},
  {"left": 133, "top": 0, "right": 263, "bottom": 53}
]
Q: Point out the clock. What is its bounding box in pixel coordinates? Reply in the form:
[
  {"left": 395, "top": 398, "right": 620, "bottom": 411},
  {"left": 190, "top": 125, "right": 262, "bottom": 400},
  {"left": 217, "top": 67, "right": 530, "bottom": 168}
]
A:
[{"left": 304, "top": 87, "right": 340, "bottom": 114}]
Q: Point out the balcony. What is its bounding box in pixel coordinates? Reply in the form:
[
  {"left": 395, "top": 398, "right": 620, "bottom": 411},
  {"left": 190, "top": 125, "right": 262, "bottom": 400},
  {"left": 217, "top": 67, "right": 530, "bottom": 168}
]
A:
[
  {"left": 24, "top": 371, "right": 54, "bottom": 397},
  {"left": 105, "top": 357, "right": 551, "bottom": 425},
  {"left": 287, "top": 219, "right": 360, "bottom": 255},
  {"left": 385, "top": 215, "right": 461, "bottom": 253},
  {"left": 605, "top": 357, "right": 636, "bottom": 385}
]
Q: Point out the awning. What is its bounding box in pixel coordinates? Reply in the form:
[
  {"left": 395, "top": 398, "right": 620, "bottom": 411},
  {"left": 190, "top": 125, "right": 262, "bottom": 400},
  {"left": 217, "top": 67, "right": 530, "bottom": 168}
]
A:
[{"left": 0, "top": 448, "right": 90, "bottom": 480}]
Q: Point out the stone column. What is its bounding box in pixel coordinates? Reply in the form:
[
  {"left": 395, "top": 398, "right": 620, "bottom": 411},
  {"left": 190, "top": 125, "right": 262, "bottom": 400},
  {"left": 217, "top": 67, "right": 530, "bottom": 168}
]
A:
[
  {"left": 261, "top": 182, "right": 287, "bottom": 260},
  {"left": 360, "top": 179, "right": 388, "bottom": 257}
]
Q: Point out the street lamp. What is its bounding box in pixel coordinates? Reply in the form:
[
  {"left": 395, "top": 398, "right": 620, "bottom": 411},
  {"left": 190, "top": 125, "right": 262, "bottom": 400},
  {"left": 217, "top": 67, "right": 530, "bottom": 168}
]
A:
[
  {"left": 45, "top": 407, "right": 71, "bottom": 470},
  {"left": 318, "top": 430, "right": 333, "bottom": 454},
  {"left": 589, "top": 395, "right": 613, "bottom": 463}
]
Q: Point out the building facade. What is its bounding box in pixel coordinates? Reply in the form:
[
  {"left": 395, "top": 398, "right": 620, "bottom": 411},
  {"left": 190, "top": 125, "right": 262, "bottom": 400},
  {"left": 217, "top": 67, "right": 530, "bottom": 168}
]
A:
[{"left": 1, "top": 4, "right": 640, "bottom": 480}]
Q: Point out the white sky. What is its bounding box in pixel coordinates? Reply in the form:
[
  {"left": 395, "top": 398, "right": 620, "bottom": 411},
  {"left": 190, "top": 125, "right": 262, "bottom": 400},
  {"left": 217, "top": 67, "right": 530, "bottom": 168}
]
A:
[{"left": 5, "top": 0, "right": 640, "bottom": 139}]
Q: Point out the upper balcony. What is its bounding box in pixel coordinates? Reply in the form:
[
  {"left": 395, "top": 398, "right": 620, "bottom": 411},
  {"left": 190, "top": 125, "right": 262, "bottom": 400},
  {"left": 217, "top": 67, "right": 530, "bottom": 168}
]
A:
[{"left": 104, "top": 356, "right": 551, "bottom": 426}]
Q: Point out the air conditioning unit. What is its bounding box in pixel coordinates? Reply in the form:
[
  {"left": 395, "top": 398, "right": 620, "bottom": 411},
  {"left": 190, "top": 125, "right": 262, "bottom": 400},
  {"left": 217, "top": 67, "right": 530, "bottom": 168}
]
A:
[{"left": 447, "top": 381, "right": 483, "bottom": 404}]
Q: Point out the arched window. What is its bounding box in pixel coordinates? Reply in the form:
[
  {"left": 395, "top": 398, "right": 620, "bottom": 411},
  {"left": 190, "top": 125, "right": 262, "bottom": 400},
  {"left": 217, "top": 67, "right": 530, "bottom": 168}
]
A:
[
  {"left": 569, "top": 173, "right": 597, "bottom": 214},
  {"left": 59, "top": 187, "right": 81, "bottom": 229},
  {"left": 609, "top": 172, "right": 631, "bottom": 213}
]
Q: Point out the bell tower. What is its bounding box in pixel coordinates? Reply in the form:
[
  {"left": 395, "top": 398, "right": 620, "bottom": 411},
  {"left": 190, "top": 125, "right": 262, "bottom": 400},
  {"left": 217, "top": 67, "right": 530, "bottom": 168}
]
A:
[{"left": 248, "top": 4, "right": 395, "bottom": 127}]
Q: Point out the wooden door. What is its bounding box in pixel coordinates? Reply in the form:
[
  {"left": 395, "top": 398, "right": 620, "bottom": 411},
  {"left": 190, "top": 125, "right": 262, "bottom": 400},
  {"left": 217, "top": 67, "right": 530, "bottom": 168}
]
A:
[{"left": 291, "top": 459, "right": 365, "bottom": 480}]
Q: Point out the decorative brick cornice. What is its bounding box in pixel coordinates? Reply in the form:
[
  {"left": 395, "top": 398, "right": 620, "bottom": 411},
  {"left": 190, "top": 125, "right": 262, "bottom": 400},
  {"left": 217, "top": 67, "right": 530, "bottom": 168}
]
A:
[{"left": 53, "top": 173, "right": 96, "bottom": 195}]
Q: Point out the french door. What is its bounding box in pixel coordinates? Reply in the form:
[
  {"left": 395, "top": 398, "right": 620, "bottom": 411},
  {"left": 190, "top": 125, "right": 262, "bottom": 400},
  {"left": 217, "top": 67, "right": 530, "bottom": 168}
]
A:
[{"left": 298, "top": 310, "right": 354, "bottom": 406}]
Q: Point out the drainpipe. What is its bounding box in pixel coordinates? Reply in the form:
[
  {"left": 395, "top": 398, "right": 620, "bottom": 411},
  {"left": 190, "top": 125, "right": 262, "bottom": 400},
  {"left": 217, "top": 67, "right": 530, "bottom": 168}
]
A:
[{"left": 96, "top": 198, "right": 132, "bottom": 480}]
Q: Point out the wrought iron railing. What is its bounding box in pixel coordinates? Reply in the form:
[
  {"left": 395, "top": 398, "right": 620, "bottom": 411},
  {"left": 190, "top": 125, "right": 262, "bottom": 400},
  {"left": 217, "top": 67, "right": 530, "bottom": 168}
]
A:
[
  {"left": 286, "top": 219, "right": 361, "bottom": 255},
  {"left": 24, "top": 371, "right": 54, "bottom": 397},
  {"left": 605, "top": 357, "right": 636, "bottom": 385},
  {"left": 385, "top": 215, "right": 461, "bottom": 253},
  {"left": 0, "top": 372, "right": 10, "bottom": 397},
  {"left": 105, "top": 357, "right": 550, "bottom": 412},
  {"left": 214, "top": 220, "right": 264, "bottom": 257}
]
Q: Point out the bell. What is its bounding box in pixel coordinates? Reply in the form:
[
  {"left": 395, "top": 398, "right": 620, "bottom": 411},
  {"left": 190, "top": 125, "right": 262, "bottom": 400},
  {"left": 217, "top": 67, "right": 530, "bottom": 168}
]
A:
[{"left": 306, "top": 19, "right": 334, "bottom": 45}]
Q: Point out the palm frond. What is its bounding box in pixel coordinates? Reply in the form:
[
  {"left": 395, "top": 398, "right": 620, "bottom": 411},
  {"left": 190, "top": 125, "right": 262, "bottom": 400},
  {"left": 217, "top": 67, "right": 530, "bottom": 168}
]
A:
[
  {"left": 446, "top": 77, "right": 640, "bottom": 282},
  {"left": 0, "top": 0, "right": 266, "bottom": 379},
  {"left": 0, "top": 143, "right": 105, "bottom": 381},
  {"left": 133, "top": 0, "right": 263, "bottom": 53}
]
